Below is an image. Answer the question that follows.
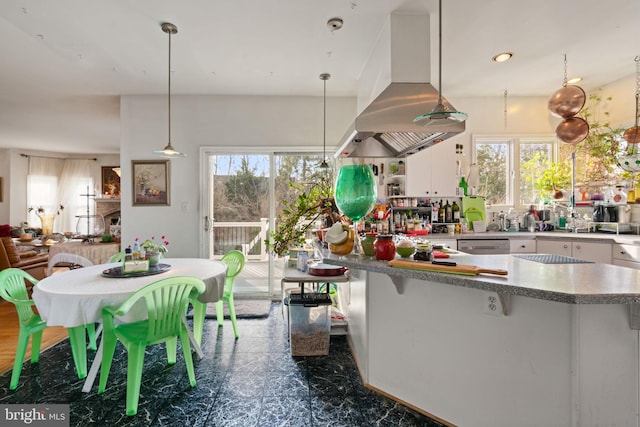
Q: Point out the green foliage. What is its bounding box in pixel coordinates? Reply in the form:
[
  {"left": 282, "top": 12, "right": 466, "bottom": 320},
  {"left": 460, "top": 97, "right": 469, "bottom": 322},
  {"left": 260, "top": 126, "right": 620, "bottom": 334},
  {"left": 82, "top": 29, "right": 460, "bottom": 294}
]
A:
[
  {"left": 476, "top": 143, "right": 507, "bottom": 205},
  {"left": 266, "top": 170, "right": 335, "bottom": 257}
]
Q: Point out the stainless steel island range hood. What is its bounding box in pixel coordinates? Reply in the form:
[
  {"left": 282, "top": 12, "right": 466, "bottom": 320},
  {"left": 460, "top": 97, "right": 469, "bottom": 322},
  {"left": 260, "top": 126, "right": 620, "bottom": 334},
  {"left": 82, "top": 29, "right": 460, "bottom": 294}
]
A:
[{"left": 335, "top": 13, "right": 465, "bottom": 158}]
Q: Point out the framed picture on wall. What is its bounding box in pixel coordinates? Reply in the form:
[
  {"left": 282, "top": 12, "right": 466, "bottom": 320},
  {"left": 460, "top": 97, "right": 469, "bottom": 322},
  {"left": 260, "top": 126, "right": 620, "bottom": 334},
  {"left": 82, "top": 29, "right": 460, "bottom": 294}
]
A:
[
  {"left": 101, "top": 166, "right": 121, "bottom": 197},
  {"left": 132, "top": 160, "right": 170, "bottom": 206}
]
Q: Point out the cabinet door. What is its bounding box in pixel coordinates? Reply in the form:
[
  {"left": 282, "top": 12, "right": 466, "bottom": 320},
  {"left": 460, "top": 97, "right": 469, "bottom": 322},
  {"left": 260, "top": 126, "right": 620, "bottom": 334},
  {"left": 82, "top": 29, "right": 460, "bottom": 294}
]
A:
[
  {"left": 537, "top": 240, "right": 572, "bottom": 257},
  {"left": 612, "top": 243, "right": 640, "bottom": 263},
  {"left": 406, "top": 142, "right": 458, "bottom": 197},
  {"left": 406, "top": 150, "right": 432, "bottom": 196},
  {"left": 510, "top": 239, "right": 536, "bottom": 254},
  {"left": 429, "top": 141, "right": 458, "bottom": 197},
  {"left": 572, "top": 242, "right": 611, "bottom": 263}
]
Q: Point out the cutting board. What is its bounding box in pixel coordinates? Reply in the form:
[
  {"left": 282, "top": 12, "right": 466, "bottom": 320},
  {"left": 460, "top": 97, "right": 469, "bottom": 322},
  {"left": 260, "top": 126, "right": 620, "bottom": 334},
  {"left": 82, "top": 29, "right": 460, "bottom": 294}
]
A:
[
  {"left": 462, "top": 196, "right": 486, "bottom": 230},
  {"left": 388, "top": 259, "right": 507, "bottom": 276}
]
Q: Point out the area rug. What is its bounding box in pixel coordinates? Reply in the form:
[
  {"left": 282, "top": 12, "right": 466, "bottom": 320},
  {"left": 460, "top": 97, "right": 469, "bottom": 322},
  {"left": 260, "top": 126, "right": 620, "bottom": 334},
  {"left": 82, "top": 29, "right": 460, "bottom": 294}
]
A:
[{"left": 186, "top": 299, "right": 271, "bottom": 319}]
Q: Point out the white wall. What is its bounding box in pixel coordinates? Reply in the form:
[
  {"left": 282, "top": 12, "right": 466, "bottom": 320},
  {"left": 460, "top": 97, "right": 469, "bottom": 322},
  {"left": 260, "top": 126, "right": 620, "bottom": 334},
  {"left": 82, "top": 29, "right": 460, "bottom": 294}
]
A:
[{"left": 120, "top": 94, "right": 356, "bottom": 257}]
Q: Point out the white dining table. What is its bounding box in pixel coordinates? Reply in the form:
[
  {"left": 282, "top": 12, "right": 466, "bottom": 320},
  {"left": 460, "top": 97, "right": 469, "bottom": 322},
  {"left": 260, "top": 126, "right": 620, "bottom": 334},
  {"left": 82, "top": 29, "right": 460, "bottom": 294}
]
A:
[{"left": 32, "top": 257, "right": 227, "bottom": 392}]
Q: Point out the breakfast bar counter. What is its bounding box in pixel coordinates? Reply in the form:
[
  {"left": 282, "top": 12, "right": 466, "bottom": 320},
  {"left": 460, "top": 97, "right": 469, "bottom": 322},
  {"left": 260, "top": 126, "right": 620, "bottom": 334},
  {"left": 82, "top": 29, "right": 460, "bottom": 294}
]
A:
[{"left": 323, "top": 254, "right": 640, "bottom": 427}]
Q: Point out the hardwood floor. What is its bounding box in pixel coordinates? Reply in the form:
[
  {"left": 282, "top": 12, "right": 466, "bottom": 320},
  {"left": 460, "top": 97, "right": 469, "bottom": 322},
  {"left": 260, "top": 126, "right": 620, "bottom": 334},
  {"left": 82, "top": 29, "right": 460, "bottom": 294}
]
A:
[{"left": 0, "top": 300, "right": 68, "bottom": 375}]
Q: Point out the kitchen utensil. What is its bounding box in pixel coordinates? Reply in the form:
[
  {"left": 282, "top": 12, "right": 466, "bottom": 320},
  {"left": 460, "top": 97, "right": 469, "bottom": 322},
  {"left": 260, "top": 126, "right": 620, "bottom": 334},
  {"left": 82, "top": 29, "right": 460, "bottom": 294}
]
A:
[
  {"left": 388, "top": 259, "right": 507, "bottom": 276},
  {"left": 556, "top": 116, "right": 589, "bottom": 144},
  {"left": 307, "top": 263, "right": 348, "bottom": 277},
  {"left": 432, "top": 251, "right": 450, "bottom": 258},
  {"left": 548, "top": 85, "right": 586, "bottom": 118},
  {"left": 462, "top": 196, "right": 486, "bottom": 230}
]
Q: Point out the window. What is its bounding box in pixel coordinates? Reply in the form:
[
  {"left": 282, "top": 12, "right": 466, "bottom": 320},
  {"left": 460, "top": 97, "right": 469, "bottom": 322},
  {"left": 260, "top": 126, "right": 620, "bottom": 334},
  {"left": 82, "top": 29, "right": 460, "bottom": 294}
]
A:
[{"left": 473, "top": 136, "right": 555, "bottom": 207}]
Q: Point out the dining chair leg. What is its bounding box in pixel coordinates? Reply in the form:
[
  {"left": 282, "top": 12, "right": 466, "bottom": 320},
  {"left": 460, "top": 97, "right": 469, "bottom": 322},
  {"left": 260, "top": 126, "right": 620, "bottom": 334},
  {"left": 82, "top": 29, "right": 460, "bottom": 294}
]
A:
[
  {"left": 30, "top": 330, "right": 43, "bottom": 363},
  {"left": 86, "top": 323, "right": 97, "bottom": 350},
  {"left": 98, "top": 330, "right": 118, "bottom": 394},
  {"left": 191, "top": 300, "right": 206, "bottom": 347},
  {"left": 126, "top": 343, "right": 146, "bottom": 416},
  {"left": 215, "top": 300, "right": 224, "bottom": 327},
  {"left": 179, "top": 329, "right": 197, "bottom": 387},
  {"left": 227, "top": 295, "right": 239, "bottom": 339},
  {"left": 67, "top": 326, "right": 88, "bottom": 379},
  {"left": 10, "top": 330, "right": 31, "bottom": 390},
  {"left": 165, "top": 337, "right": 177, "bottom": 365}
]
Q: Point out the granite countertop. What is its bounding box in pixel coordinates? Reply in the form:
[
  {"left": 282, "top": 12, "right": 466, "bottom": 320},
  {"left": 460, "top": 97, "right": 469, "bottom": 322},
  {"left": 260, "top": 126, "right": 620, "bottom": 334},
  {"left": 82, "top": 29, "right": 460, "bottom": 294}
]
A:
[{"left": 323, "top": 253, "right": 640, "bottom": 305}]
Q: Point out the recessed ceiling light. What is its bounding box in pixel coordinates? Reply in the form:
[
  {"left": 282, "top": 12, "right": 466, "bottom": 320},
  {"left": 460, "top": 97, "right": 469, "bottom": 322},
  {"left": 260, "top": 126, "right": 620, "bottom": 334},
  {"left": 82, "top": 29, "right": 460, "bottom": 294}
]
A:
[
  {"left": 492, "top": 52, "right": 513, "bottom": 63},
  {"left": 567, "top": 77, "right": 583, "bottom": 84}
]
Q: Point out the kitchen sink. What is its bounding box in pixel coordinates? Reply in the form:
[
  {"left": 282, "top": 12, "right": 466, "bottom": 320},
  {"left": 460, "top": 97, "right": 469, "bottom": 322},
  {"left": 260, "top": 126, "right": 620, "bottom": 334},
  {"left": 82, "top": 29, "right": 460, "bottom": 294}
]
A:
[{"left": 512, "top": 254, "right": 594, "bottom": 264}]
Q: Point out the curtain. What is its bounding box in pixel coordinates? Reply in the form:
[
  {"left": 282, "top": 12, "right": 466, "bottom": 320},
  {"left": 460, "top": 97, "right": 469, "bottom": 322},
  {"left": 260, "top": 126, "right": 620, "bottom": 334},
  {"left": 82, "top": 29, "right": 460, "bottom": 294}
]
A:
[
  {"left": 27, "top": 157, "right": 64, "bottom": 227},
  {"left": 27, "top": 157, "right": 97, "bottom": 233},
  {"left": 57, "top": 160, "right": 98, "bottom": 233}
]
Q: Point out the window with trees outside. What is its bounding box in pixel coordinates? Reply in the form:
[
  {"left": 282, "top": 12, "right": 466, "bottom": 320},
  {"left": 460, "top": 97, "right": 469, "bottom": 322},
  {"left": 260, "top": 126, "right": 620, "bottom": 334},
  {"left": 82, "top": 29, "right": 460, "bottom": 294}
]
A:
[{"left": 472, "top": 136, "right": 555, "bottom": 207}]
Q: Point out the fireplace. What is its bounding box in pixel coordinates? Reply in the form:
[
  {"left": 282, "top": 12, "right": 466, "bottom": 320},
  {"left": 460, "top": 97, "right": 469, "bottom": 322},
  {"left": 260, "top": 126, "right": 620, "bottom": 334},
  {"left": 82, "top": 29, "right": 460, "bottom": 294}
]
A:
[{"left": 94, "top": 198, "right": 121, "bottom": 234}]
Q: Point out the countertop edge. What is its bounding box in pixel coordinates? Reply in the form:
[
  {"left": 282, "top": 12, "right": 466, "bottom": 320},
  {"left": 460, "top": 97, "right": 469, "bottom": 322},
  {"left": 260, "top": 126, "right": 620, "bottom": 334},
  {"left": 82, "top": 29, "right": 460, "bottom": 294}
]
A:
[{"left": 322, "top": 255, "right": 640, "bottom": 305}]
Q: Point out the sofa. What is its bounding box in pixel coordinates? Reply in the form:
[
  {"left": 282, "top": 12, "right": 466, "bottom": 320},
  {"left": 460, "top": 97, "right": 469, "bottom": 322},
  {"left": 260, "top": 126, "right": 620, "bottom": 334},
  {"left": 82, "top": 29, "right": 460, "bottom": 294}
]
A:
[{"left": 0, "top": 236, "right": 48, "bottom": 280}]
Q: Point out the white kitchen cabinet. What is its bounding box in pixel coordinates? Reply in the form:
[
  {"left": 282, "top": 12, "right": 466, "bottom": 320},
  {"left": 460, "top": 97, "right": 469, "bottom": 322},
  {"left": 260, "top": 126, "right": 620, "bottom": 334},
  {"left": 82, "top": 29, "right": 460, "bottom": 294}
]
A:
[
  {"left": 612, "top": 243, "right": 640, "bottom": 269},
  {"left": 537, "top": 239, "right": 611, "bottom": 264},
  {"left": 510, "top": 239, "right": 536, "bottom": 253},
  {"left": 406, "top": 141, "right": 458, "bottom": 197}
]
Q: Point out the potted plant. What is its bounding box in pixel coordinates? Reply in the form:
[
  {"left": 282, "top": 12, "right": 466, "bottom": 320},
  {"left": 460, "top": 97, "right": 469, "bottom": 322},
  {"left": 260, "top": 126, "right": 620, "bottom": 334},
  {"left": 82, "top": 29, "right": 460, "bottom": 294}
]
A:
[{"left": 266, "top": 172, "right": 337, "bottom": 258}]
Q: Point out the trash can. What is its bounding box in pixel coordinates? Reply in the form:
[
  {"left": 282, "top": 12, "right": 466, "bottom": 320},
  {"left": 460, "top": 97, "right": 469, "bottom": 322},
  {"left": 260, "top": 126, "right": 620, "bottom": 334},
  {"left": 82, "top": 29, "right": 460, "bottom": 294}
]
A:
[{"left": 288, "top": 292, "right": 331, "bottom": 356}]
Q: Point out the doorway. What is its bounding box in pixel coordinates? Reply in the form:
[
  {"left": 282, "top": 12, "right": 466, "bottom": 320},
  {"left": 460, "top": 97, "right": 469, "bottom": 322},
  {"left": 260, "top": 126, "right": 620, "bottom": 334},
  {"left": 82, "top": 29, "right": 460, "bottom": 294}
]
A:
[{"left": 202, "top": 149, "right": 329, "bottom": 298}]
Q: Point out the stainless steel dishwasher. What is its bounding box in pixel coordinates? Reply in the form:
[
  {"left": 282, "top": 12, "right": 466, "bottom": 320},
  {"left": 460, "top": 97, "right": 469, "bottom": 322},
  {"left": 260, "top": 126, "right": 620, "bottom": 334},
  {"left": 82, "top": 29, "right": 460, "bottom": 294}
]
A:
[{"left": 457, "top": 239, "right": 510, "bottom": 254}]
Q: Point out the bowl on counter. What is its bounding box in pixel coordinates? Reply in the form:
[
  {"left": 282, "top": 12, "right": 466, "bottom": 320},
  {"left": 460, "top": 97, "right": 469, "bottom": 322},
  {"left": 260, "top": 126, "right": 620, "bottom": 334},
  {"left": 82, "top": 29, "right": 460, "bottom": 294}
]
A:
[{"left": 396, "top": 246, "right": 416, "bottom": 258}]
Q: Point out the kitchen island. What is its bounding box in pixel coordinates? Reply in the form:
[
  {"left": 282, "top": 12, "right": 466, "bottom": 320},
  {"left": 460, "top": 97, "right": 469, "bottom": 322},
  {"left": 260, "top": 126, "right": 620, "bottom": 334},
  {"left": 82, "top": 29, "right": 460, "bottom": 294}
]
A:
[{"left": 324, "top": 254, "right": 640, "bottom": 427}]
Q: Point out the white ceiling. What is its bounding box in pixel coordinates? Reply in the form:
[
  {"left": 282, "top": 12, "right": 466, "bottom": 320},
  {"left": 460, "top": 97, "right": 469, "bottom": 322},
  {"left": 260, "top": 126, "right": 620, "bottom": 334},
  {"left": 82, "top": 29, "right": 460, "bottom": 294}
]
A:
[{"left": 0, "top": 0, "right": 638, "bottom": 154}]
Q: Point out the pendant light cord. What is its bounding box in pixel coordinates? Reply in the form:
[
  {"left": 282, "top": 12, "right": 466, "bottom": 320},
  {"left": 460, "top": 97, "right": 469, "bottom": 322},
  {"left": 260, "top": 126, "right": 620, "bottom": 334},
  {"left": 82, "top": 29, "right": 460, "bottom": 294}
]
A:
[
  {"left": 167, "top": 27, "right": 172, "bottom": 147},
  {"left": 323, "top": 77, "right": 326, "bottom": 161},
  {"left": 437, "top": 0, "right": 443, "bottom": 106}
]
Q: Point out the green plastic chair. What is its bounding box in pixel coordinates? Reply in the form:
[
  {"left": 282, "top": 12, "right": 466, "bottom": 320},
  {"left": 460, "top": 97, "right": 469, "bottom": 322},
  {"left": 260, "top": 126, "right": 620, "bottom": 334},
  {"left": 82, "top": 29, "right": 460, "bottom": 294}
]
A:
[
  {"left": 216, "top": 250, "right": 245, "bottom": 337},
  {"left": 0, "top": 269, "right": 49, "bottom": 390},
  {"left": 98, "top": 276, "right": 206, "bottom": 416},
  {"left": 108, "top": 251, "right": 126, "bottom": 263},
  {"left": 191, "top": 251, "right": 245, "bottom": 345}
]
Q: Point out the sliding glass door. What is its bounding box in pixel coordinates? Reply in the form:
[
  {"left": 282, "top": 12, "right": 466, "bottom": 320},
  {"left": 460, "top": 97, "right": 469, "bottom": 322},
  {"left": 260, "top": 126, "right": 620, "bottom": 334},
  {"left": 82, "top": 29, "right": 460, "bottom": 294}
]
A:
[{"left": 202, "top": 149, "right": 328, "bottom": 298}]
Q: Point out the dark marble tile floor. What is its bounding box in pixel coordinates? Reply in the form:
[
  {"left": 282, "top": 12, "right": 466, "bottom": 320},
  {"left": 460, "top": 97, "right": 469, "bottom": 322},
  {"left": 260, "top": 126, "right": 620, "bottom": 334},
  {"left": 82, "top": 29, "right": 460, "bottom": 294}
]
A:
[{"left": 0, "top": 302, "right": 445, "bottom": 426}]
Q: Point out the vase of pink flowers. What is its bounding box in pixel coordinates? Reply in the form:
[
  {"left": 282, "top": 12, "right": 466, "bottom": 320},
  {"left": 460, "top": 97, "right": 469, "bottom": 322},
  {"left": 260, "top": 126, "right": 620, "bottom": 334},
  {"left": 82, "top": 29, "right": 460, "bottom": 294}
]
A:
[{"left": 141, "top": 235, "right": 169, "bottom": 266}]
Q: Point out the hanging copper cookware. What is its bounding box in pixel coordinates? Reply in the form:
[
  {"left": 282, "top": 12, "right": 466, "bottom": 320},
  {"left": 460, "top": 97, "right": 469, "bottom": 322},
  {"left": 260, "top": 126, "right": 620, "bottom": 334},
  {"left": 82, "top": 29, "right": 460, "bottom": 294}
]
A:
[
  {"left": 556, "top": 116, "right": 589, "bottom": 144},
  {"left": 548, "top": 85, "right": 587, "bottom": 118},
  {"left": 623, "top": 127, "right": 640, "bottom": 144}
]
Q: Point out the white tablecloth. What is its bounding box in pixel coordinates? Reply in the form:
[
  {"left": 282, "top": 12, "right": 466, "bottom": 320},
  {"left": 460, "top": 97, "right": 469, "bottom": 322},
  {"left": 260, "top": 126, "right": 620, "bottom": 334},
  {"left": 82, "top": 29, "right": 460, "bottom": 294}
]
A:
[{"left": 33, "top": 258, "right": 227, "bottom": 328}]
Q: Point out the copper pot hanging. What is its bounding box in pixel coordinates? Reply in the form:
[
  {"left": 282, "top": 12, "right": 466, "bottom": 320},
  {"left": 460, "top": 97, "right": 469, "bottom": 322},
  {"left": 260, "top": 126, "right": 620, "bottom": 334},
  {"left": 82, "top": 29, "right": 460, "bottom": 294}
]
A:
[
  {"left": 556, "top": 116, "right": 589, "bottom": 144},
  {"left": 548, "top": 85, "right": 587, "bottom": 118},
  {"left": 623, "top": 126, "right": 640, "bottom": 144}
]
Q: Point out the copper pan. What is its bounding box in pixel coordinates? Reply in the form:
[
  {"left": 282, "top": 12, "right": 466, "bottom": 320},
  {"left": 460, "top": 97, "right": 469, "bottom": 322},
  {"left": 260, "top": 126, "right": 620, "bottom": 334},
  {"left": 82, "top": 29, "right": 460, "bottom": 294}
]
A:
[
  {"left": 548, "top": 85, "right": 586, "bottom": 118},
  {"left": 556, "top": 116, "right": 589, "bottom": 144}
]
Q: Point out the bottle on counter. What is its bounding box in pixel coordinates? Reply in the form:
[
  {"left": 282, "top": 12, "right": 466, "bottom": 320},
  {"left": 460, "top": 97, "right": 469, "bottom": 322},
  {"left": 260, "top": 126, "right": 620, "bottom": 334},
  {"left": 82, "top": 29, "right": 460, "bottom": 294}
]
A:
[
  {"left": 432, "top": 201, "right": 439, "bottom": 223},
  {"left": 438, "top": 200, "right": 445, "bottom": 223},
  {"left": 445, "top": 200, "right": 453, "bottom": 223},
  {"left": 452, "top": 201, "right": 460, "bottom": 223}
]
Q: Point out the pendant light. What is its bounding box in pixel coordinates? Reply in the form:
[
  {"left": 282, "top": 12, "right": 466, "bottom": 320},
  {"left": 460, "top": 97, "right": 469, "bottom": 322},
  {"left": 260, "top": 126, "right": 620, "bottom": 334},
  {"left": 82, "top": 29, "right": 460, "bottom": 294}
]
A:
[
  {"left": 153, "top": 22, "right": 186, "bottom": 158},
  {"left": 413, "top": 0, "right": 467, "bottom": 127},
  {"left": 319, "top": 73, "right": 331, "bottom": 168}
]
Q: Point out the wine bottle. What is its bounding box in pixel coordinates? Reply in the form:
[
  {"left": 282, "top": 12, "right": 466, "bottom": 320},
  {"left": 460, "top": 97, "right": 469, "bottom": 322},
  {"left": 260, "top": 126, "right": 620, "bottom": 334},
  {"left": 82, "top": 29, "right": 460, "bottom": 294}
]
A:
[
  {"left": 452, "top": 201, "right": 460, "bottom": 223},
  {"left": 445, "top": 200, "right": 452, "bottom": 223},
  {"left": 438, "top": 200, "right": 445, "bottom": 223}
]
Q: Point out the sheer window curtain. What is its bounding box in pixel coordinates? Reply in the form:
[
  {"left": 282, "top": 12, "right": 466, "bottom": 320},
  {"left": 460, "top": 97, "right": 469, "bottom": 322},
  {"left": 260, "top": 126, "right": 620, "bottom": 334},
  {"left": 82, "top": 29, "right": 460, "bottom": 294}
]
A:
[
  {"left": 58, "top": 160, "right": 98, "bottom": 233},
  {"left": 27, "top": 158, "right": 97, "bottom": 233},
  {"left": 27, "top": 157, "right": 64, "bottom": 227}
]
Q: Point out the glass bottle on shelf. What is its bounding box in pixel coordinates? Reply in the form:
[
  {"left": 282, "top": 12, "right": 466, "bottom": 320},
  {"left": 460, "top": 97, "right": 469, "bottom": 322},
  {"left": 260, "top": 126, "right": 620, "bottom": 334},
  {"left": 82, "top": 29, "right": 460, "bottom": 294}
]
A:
[
  {"left": 458, "top": 177, "right": 468, "bottom": 197},
  {"left": 452, "top": 201, "right": 460, "bottom": 223},
  {"left": 445, "top": 200, "right": 453, "bottom": 223},
  {"left": 438, "top": 200, "right": 445, "bottom": 223}
]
